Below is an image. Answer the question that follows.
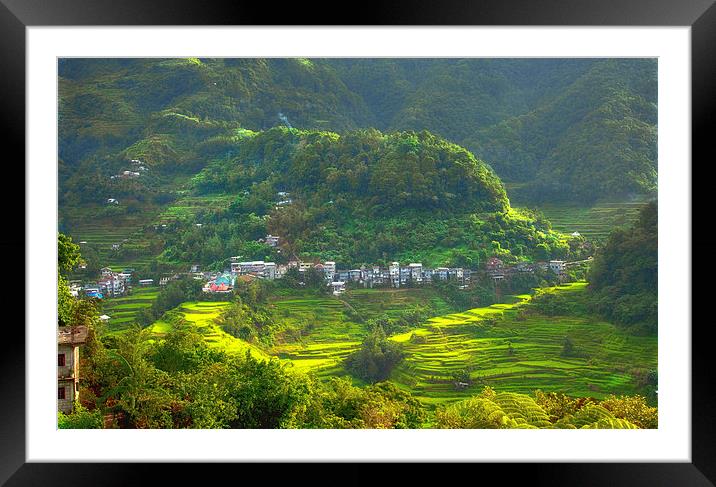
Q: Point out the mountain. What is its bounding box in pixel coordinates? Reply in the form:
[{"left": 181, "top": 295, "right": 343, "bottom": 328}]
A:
[
  {"left": 58, "top": 58, "right": 657, "bottom": 205},
  {"left": 160, "top": 128, "right": 570, "bottom": 268}
]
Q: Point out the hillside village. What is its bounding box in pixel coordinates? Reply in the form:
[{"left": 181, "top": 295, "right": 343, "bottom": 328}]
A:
[{"left": 71, "top": 231, "right": 588, "bottom": 302}]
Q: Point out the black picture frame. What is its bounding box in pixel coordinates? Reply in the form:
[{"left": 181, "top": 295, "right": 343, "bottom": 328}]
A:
[{"left": 2, "top": 0, "right": 708, "bottom": 484}]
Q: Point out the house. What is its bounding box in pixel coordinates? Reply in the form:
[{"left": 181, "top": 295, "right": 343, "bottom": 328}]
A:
[
  {"left": 190, "top": 264, "right": 201, "bottom": 273},
  {"left": 111, "top": 243, "right": 121, "bottom": 251},
  {"left": 299, "top": 262, "right": 313, "bottom": 273},
  {"left": 549, "top": 260, "right": 566, "bottom": 275},
  {"left": 84, "top": 287, "right": 103, "bottom": 299},
  {"left": 58, "top": 325, "right": 88, "bottom": 414},
  {"left": 100, "top": 267, "right": 113, "bottom": 277},
  {"left": 265, "top": 234, "right": 280, "bottom": 247},
  {"left": 323, "top": 261, "right": 336, "bottom": 281},
  {"left": 485, "top": 257, "right": 504, "bottom": 273},
  {"left": 203, "top": 273, "right": 235, "bottom": 293},
  {"left": 408, "top": 263, "right": 423, "bottom": 283},
  {"left": 99, "top": 315, "right": 110, "bottom": 322},
  {"left": 232, "top": 260, "right": 276, "bottom": 279},
  {"left": 330, "top": 281, "right": 346, "bottom": 296},
  {"left": 98, "top": 275, "right": 125, "bottom": 297},
  {"left": 138, "top": 279, "right": 154, "bottom": 286},
  {"left": 106, "top": 198, "right": 118, "bottom": 205},
  {"left": 434, "top": 267, "right": 449, "bottom": 280}
]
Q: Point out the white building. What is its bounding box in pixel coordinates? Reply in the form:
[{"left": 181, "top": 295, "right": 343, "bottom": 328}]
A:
[
  {"left": 409, "top": 263, "right": 423, "bottom": 283},
  {"left": 549, "top": 260, "right": 566, "bottom": 275},
  {"left": 330, "top": 281, "right": 346, "bottom": 296},
  {"left": 265, "top": 235, "right": 280, "bottom": 247}
]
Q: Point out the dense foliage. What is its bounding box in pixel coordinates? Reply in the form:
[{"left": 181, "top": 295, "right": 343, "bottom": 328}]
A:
[
  {"left": 59, "top": 58, "right": 656, "bottom": 205},
  {"left": 436, "top": 387, "right": 655, "bottom": 429},
  {"left": 587, "top": 202, "right": 657, "bottom": 333},
  {"left": 158, "top": 128, "right": 574, "bottom": 269},
  {"left": 344, "top": 326, "right": 405, "bottom": 383}
]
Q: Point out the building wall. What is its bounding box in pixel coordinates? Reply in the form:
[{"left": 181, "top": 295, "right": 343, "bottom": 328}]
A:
[{"left": 58, "top": 344, "right": 79, "bottom": 413}]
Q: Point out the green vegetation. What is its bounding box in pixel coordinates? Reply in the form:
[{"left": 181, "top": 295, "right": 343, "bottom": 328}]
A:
[
  {"left": 514, "top": 200, "right": 646, "bottom": 241},
  {"left": 59, "top": 58, "right": 656, "bottom": 207},
  {"left": 435, "top": 387, "right": 656, "bottom": 429},
  {"left": 158, "top": 128, "right": 573, "bottom": 269},
  {"left": 56, "top": 59, "right": 659, "bottom": 430},
  {"left": 101, "top": 286, "right": 159, "bottom": 333},
  {"left": 588, "top": 202, "right": 658, "bottom": 333},
  {"left": 345, "top": 326, "right": 405, "bottom": 383}
]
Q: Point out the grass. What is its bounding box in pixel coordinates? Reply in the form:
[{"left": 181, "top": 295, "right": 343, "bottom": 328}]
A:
[
  {"left": 265, "top": 284, "right": 656, "bottom": 408},
  {"left": 115, "top": 284, "right": 657, "bottom": 409},
  {"left": 519, "top": 201, "right": 647, "bottom": 241},
  {"left": 387, "top": 283, "right": 656, "bottom": 406},
  {"left": 101, "top": 286, "right": 159, "bottom": 334},
  {"left": 265, "top": 287, "right": 462, "bottom": 378},
  {"left": 148, "top": 301, "right": 269, "bottom": 359}
]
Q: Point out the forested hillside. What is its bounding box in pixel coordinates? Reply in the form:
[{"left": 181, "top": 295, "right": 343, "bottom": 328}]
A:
[
  {"left": 587, "top": 202, "right": 658, "bottom": 333},
  {"left": 162, "top": 128, "right": 572, "bottom": 268},
  {"left": 59, "top": 58, "right": 657, "bottom": 204}
]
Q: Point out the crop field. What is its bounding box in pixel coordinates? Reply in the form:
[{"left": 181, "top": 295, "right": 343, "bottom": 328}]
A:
[
  {"left": 67, "top": 211, "right": 162, "bottom": 270},
  {"left": 342, "top": 288, "right": 456, "bottom": 321},
  {"left": 388, "top": 283, "right": 657, "bottom": 405},
  {"left": 156, "top": 194, "right": 235, "bottom": 224},
  {"left": 266, "top": 288, "right": 460, "bottom": 378},
  {"left": 138, "top": 285, "right": 656, "bottom": 408},
  {"left": 266, "top": 284, "right": 656, "bottom": 407},
  {"left": 101, "top": 286, "right": 159, "bottom": 334},
  {"left": 149, "top": 301, "right": 268, "bottom": 359},
  {"left": 526, "top": 201, "right": 647, "bottom": 241},
  {"left": 268, "top": 295, "right": 363, "bottom": 378}
]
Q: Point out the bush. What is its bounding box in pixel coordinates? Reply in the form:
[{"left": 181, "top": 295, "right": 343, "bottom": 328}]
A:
[{"left": 344, "top": 326, "right": 404, "bottom": 383}]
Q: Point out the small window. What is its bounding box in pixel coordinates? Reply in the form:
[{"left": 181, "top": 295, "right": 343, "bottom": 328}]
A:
[
  {"left": 58, "top": 387, "right": 66, "bottom": 400},
  {"left": 58, "top": 354, "right": 65, "bottom": 367}
]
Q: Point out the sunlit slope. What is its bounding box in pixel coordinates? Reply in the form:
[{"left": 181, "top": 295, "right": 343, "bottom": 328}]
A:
[{"left": 389, "top": 283, "right": 656, "bottom": 404}]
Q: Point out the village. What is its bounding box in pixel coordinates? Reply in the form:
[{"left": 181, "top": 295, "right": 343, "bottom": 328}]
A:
[{"left": 71, "top": 232, "right": 588, "bottom": 302}]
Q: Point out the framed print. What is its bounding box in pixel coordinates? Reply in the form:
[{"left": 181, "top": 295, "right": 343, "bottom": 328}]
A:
[{"left": 3, "top": 0, "right": 711, "bottom": 484}]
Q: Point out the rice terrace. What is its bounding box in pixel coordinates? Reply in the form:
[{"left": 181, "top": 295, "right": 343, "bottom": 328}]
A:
[{"left": 57, "top": 58, "right": 659, "bottom": 431}]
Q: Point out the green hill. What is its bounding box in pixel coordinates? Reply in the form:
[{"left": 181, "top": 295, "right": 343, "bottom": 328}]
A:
[
  {"left": 160, "top": 128, "right": 572, "bottom": 269},
  {"left": 59, "top": 58, "right": 657, "bottom": 206}
]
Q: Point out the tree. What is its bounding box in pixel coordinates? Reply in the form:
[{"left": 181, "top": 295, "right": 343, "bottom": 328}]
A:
[
  {"left": 58, "top": 232, "right": 81, "bottom": 326},
  {"left": 58, "top": 232, "right": 81, "bottom": 274},
  {"left": 344, "top": 326, "right": 404, "bottom": 383}
]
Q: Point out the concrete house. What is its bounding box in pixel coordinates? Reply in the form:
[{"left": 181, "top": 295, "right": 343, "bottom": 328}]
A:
[
  {"left": 265, "top": 235, "right": 280, "bottom": 247},
  {"left": 58, "top": 325, "right": 88, "bottom": 414},
  {"left": 330, "top": 281, "right": 346, "bottom": 296},
  {"left": 549, "top": 260, "right": 566, "bottom": 275},
  {"left": 323, "top": 261, "right": 336, "bottom": 281}
]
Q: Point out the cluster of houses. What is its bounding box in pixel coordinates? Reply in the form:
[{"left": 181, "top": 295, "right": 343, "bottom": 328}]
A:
[
  {"left": 109, "top": 159, "right": 149, "bottom": 184},
  {"left": 194, "top": 234, "right": 584, "bottom": 297},
  {"left": 71, "top": 267, "right": 154, "bottom": 300},
  {"left": 483, "top": 256, "right": 589, "bottom": 282},
  {"left": 210, "top": 256, "right": 471, "bottom": 296}
]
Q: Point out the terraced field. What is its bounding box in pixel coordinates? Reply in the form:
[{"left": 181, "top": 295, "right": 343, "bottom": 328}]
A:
[
  {"left": 139, "top": 285, "right": 656, "bottom": 408},
  {"left": 156, "top": 194, "right": 235, "bottom": 224},
  {"left": 67, "top": 212, "right": 161, "bottom": 270},
  {"left": 266, "top": 284, "right": 656, "bottom": 406},
  {"left": 269, "top": 296, "right": 363, "bottom": 378},
  {"left": 149, "top": 301, "right": 268, "bottom": 359},
  {"left": 343, "top": 288, "right": 455, "bottom": 321},
  {"left": 526, "top": 201, "right": 648, "bottom": 240},
  {"left": 101, "top": 286, "right": 160, "bottom": 334},
  {"left": 267, "top": 288, "right": 461, "bottom": 378},
  {"left": 389, "top": 283, "right": 657, "bottom": 405}
]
